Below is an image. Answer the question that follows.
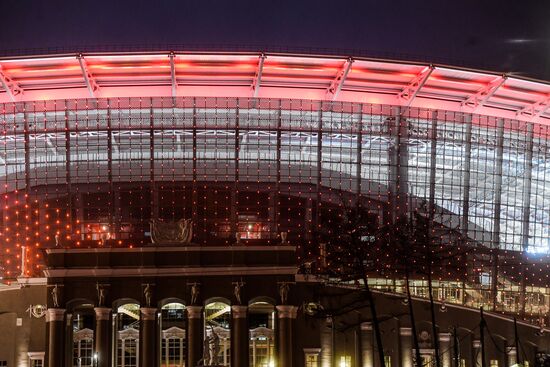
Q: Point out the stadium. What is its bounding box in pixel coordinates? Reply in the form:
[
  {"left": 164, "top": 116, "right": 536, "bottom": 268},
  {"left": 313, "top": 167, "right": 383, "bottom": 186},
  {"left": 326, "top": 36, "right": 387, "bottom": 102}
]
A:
[{"left": 0, "top": 51, "right": 549, "bottom": 367}]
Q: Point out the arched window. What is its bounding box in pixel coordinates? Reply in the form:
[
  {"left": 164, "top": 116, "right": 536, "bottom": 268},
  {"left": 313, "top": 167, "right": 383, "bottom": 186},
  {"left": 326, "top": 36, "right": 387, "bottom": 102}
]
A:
[
  {"left": 72, "top": 309, "right": 95, "bottom": 367},
  {"left": 115, "top": 303, "right": 140, "bottom": 367},
  {"left": 249, "top": 302, "right": 275, "bottom": 367},
  {"left": 160, "top": 302, "right": 186, "bottom": 367},
  {"left": 73, "top": 328, "right": 94, "bottom": 367},
  {"left": 204, "top": 302, "right": 231, "bottom": 366}
]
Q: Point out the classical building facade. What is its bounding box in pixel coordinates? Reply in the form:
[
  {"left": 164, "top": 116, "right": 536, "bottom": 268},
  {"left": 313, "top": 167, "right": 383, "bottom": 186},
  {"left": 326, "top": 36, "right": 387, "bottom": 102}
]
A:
[{"left": 2, "top": 248, "right": 550, "bottom": 367}]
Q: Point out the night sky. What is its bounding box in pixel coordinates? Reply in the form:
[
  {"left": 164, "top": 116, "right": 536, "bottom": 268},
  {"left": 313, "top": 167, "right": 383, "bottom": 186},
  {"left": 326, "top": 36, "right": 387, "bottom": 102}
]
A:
[{"left": 1, "top": 0, "right": 550, "bottom": 80}]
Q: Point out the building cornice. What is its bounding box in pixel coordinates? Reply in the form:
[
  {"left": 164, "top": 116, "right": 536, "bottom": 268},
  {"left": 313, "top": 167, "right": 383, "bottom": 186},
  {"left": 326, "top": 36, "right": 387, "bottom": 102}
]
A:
[{"left": 44, "top": 266, "right": 297, "bottom": 278}]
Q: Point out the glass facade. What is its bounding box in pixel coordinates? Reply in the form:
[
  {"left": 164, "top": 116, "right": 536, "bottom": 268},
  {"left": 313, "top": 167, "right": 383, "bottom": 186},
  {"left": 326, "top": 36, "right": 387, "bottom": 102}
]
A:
[{"left": 0, "top": 97, "right": 549, "bottom": 319}]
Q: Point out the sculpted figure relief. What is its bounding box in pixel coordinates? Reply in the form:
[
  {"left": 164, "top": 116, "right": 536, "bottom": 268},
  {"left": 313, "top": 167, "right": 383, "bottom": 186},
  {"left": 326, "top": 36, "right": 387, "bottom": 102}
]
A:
[
  {"left": 198, "top": 325, "right": 221, "bottom": 366},
  {"left": 233, "top": 279, "right": 245, "bottom": 305},
  {"left": 189, "top": 283, "right": 200, "bottom": 305},
  {"left": 279, "top": 282, "right": 291, "bottom": 305},
  {"left": 143, "top": 284, "right": 154, "bottom": 307},
  {"left": 150, "top": 218, "right": 193, "bottom": 244},
  {"left": 51, "top": 284, "right": 60, "bottom": 308},
  {"left": 210, "top": 327, "right": 221, "bottom": 365},
  {"left": 96, "top": 283, "right": 107, "bottom": 307}
]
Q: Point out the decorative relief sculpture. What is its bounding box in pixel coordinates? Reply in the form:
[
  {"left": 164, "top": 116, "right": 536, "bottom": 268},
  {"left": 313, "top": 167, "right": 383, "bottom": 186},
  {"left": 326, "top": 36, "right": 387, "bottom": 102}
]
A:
[
  {"left": 150, "top": 219, "right": 193, "bottom": 244},
  {"left": 278, "top": 282, "right": 292, "bottom": 305},
  {"left": 50, "top": 284, "right": 61, "bottom": 308},
  {"left": 199, "top": 336, "right": 211, "bottom": 366},
  {"left": 96, "top": 283, "right": 108, "bottom": 307},
  {"left": 189, "top": 282, "right": 200, "bottom": 305},
  {"left": 26, "top": 304, "right": 47, "bottom": 318},
  {"left": 198, "top": 325, "right": 221, "bottom": 366},
  {"left": 143, "top": 283, "right": 154, "bottom": 307},
  {"left": 210, "top": 326, "right": 221, "bottom": 366},
  {"left": 232, "top": 279, "right": 245, "bottom": 305}
]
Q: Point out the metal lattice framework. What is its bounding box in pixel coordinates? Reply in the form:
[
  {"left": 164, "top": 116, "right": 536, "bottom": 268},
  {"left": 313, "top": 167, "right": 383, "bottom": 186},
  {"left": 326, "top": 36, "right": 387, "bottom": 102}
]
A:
[
  {"left": 0, "top": 53, "right": 548, "bottom": 292},
  {"left": 1, "top": 52, "right": 550, "bottom": 126},
  {"left": 0, "top": 100, "right": 548, "bottom": 254}
]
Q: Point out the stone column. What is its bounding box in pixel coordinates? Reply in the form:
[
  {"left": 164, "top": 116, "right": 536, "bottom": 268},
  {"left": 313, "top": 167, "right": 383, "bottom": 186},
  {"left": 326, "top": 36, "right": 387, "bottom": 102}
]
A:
[
  {"left": 440, "top": 333, "right": 452, "bottom": 367},
  {"left": 507, "top": 347, "right": 517, "bottom": 367},
  {"left": 355, "top": 325, "right": 363, "bottom": 367},
  {"left": 361, "top": 322, "right": 374, "bottom": 367},
  {"left": 231, "top": 306, "right": 249, "bottom": 367},
  {"left": 46, "top": 308, "right": 65, "bottom": 367},
  {"left": 94, "top": 308, "right": 111, "bottom": 367},
  {"left": 187, "top": 306, "right": 203, "bottom": 367},
  {"left": 400, "top": 327, "right": 412, "bottom": 367},
  {"left": 64, "top": 313, "right": 73, "bottom": 367},
  {"left": 139, "top": 308, "right": 157, "bottom": 367},
  {"left": 473, "top": 340, "right": 482, "bottom": 367},
  {"left": 276, "top": 305, "right": 298, "bottom": 367},
  {"left": 321, "top": 318, "right": 333, "bottom": 367}
]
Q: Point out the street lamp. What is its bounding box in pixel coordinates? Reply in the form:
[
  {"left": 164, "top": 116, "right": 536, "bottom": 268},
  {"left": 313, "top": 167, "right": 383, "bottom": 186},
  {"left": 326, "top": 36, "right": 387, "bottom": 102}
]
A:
[{"left": 92, "top": 352, "right": 98, "bottom": 367}]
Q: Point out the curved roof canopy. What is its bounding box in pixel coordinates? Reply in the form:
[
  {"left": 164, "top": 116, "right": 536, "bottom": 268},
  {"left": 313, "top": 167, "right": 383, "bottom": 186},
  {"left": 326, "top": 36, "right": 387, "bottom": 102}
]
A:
[{"left": 1, "top": 52, "right": 550, "bottom": 125}]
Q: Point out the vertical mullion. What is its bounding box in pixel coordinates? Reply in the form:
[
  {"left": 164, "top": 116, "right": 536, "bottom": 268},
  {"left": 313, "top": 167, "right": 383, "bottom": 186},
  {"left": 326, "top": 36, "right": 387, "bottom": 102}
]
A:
[
  {"left": 461, "top": 114, "right": 473, "bottom": 237},
  {"left": 24, "top": 104, "right": 30, "bottom": 193},
  {"left": 428, "top": 111, "right": 438, "bottom": 219},
  {"left": 192, "top": 98, "right": 197, "bottom": 231},
  {"left": 521, "top": 122, "right": 534, "bottom": 251},
  {"left": 315, "top": 105, "right": 323, "bottom": 232},
  {"left": 65, "top": 102, "right": 72, "bottom": 237},
  {"left": 356, "top": 107, "right": 363, "bottom": 200},
  {"left": 149, "top": 100, "right": 156, "bottom": 221},
  {"left": 276, "top": 101, "right": 282, "bottom": 236},
  {"left": 233, "top": 101, "right": 240, "bottom": 237},
  {"left": 107, "top": 101, "right": 114, "bottom": 235},
  {"left": 491, "top": 118, "right": 505, "bottom": 310}
]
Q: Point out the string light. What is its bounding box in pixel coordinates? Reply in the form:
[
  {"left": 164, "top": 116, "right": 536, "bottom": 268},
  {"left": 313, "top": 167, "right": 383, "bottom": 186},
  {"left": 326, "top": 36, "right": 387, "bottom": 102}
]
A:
[{"left": 0, "top": 98, "right": 547, "bottom": 323}]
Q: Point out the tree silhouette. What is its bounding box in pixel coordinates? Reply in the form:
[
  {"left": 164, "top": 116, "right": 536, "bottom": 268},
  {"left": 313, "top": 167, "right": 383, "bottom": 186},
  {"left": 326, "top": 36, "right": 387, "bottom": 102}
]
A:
[{"left": 316, "top": 199, "right": 386, "bottom": 367}]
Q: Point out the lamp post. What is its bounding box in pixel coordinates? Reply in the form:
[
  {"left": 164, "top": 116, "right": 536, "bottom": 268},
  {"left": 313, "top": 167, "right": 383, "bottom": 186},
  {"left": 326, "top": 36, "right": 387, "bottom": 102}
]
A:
[{"left": 92, "top": 352, "right": 98, "bottom": 367}]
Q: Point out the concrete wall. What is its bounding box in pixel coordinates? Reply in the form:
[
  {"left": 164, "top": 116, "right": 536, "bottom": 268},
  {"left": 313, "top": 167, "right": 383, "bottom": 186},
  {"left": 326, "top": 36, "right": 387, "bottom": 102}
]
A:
[{"left": 0, "top": 280, "right": 47, "bottom": 367}]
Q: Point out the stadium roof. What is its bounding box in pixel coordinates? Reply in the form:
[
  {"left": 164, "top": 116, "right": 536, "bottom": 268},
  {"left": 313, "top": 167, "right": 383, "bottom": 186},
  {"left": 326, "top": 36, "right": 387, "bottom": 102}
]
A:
[{"left": 1, "top": 52, "right": 550, "bottom": 125}]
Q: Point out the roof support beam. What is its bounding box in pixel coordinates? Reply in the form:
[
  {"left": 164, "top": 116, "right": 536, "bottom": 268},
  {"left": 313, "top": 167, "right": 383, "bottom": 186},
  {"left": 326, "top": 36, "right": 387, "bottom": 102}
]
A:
[
  {"left": 398, "top": 65, "right": 434, "bottom": 108},
  {"left": 111, "top": 134, "right": 119, "bottom": 154},
  {"left": 77, "top": 54, "right": 99, "bottom": 98},
  {"left": 0, "top": 66, "right": 23, "bottom": 102},
  {"left": 169, "top": 52, "right": 177, "bottom": 97},
  {"left": 516, "top": 94, "right": 550, "bottom": 121},
  {"left": 46, "top": 137, "right": 58, "bottom": 156},
  {"left": 461, "top": 75, "right": 507, "bottom": 109},
  {"left": 251, "top": 54, "right": 266, "bottom": 99},
  {"left": 326, "top": 58, "right": 353, "bottom": 101}
]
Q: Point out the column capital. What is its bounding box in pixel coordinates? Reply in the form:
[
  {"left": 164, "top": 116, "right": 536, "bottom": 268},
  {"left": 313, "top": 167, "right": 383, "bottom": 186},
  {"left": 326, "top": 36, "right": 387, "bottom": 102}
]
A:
[
  {"left": 94, "top": 307, "right": 111, "bottom": 321},
  {"left": 276, "top": 305, "right": 298, "bottom": 319},
  {"left": 473, "top": 340, "right": 481, "bottom": 349},
  {"left": 439, "top": 332, "right": 451, "bottom": 342},
  {"left": 140, "top": 307, "right": 157, "bottom": 321},
  {"left": 187, "top": 305, "right": 203, "bottom": 319},
  {"left": 361, "top": 321, "right": 372, "bottom": 331},
  {"left": 400, "top": 327, "right": 412, "bottom": 336},
  {"left": 231, "top": 305, "right": 248, "bottom": 318},
  {"left": 46, "top": 308, "right": 65, "bottom": 322}
]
